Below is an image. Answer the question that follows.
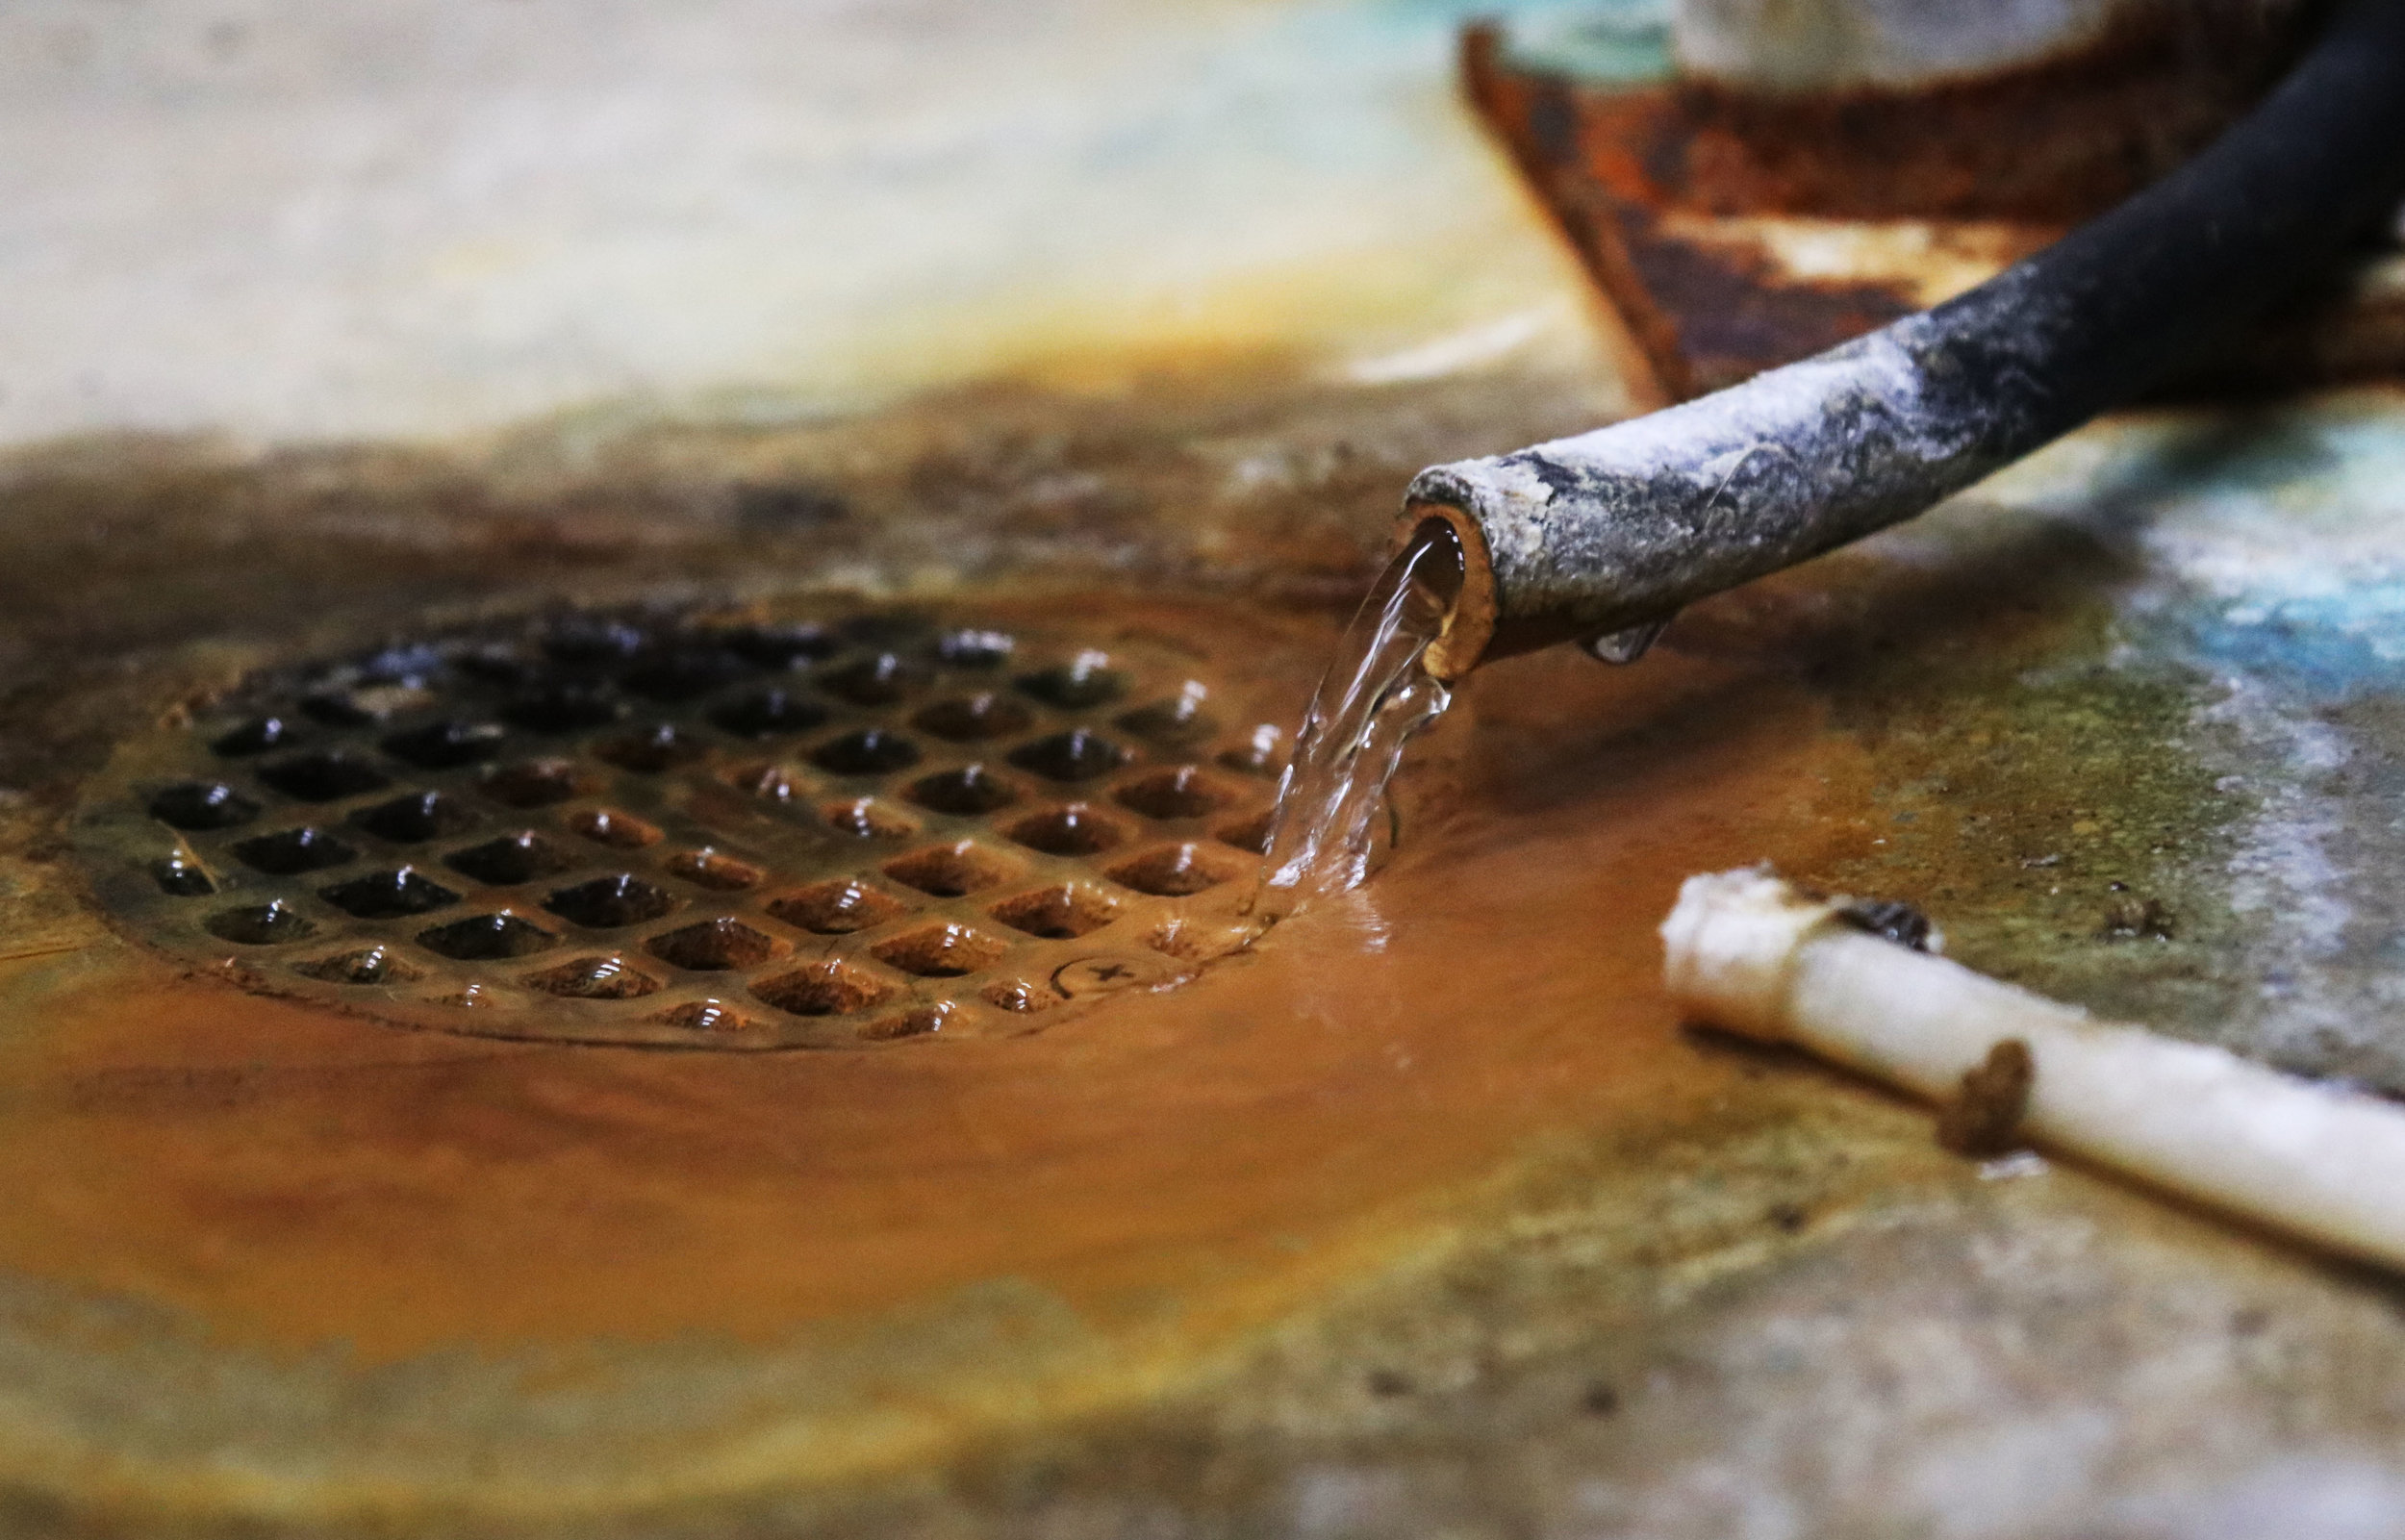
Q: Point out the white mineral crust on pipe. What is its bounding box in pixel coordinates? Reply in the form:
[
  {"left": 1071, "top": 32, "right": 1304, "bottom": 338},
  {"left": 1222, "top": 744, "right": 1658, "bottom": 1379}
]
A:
[{"left": 1663, "top": 867, "right": 2405, "bottom": 1273}]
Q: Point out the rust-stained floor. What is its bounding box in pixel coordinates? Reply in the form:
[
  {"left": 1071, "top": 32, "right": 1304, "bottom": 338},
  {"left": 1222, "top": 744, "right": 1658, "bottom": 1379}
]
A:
[
  {"left": 7, "top": 360, "right": 2405, "bottom": 1536},
  {"left": 11, "top": 2, "right": 2405, "bottom": 1533}
]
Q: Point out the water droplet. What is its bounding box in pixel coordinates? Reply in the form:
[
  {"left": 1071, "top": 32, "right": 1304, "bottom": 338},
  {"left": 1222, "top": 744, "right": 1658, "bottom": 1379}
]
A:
[{"left": 1582, "top": 617, "right": 1670, "bottom": 666}]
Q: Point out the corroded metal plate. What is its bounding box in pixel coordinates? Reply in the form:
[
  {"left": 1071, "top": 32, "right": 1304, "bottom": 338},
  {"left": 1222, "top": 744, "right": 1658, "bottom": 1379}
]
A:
[{"left": 76, "top": 607, "right": 1285, "bottom": 1049}]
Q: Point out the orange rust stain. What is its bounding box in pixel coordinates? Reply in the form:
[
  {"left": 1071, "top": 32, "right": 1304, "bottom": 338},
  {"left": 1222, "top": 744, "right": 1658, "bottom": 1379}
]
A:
[{"left": 0, "top": 646, "right": 1877, "bottom": 1363}]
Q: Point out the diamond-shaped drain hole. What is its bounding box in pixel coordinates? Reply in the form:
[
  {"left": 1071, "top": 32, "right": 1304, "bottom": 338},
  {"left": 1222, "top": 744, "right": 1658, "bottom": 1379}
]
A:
[
  {"left": 990, "top": 885, "right": 1119, "bottom": 940},
  {"left": 154, "top": 857, "right": 215, "bottom": 896},
  {"left": 766, "top": 879, "right": 912, "bottom": 934},
  {"left": 525, "top": 955, "right": 661, "bottom": 999},
  {"left": 1117, "top": 693, "right": 1217, "bottom": 745},
  {"left": 728, "top": 760, "right": 811, "bottom": 804},
  {"left": 1217, "top": 811, "right": 1274, "bottom": 855},
  {"left": 594, "top": 726, "right": 706, "bottom": 773},
  {"left": 884, "top": 842, "right": 1015, "bottom": 897},
  {"left": 1008, "top": 729, "right": 1127, "bottom": 782},
  {"left": 504, "top": 686, "right": 621, "bottom": 733},
  {"left": 296, "top": 946, "right": 421, "bottom": 985},
  {"left": 654, "top": 999, "right": 758, "bottom": 1033},
  {"left": 913, "top": 693, "right": 1032, "bottom": 742},
  {"left": 983, "top": 978, "right": 1064, "bottom": 1014},
  {"left": 234, "top": 827, "right": 357, "bottom": 875},
  {"left": 542, "top": 619, "right": 646, "bottom": 665},
  {"left": 569, "top": 808, "right": 660, "bottom": 848},
  {"left": 1217, "top": 726, "right": 1286, "bottom": 778},
  {"left": 621, "top": 644, "right": 749, "bottom": 703},
  {"left": 544, "top": 874, "right": 677, "bottom": 928},
  {"left": 1113, "top": 766, "right": 1234, "bottom": 820},
  {"left": 213, "top": 718, "right": 304, "bottom": 757},
  {"left": 150, "top": 782, "right": 260, "bottom": 830},
  {"left": 207, "top": 901, "right": 316, "bottom": 945},
  {"left": 1108, "top": 843, "right": 1243, "bottom": 897},
  {"left": 1019, "top": 653, "right": 1126, "bottom": 708},
  {"left": 320, "top": 868, "right": 461, "bottom": 920},
  {"left": 646, "top": 918, "right": 779, "bottom": 972},
  {"left": 666, "top": 849, "right": 762, "bottom": 891},
  {"left": 1004, "top": 803, "right": 1128, "bottom": 856},
  {"left": 351, "top": 792, "right": 480, "bottom": 844},
  {"left": 860, "top": 1003, "right": 953, "bottom": 1041},
  {"left": 257, "top": 752, "right": 392, "bottom": 802},
  {"left": 825, "top": 798, "right": 917, "bottom": 839},
  {"left": 905, "top": 766, "right": 1021, "bottom": 816},
  {"left": 711, "top": 689, "right": 827, "bottom": 739},
  {"left": 419, "top": 913, "right": 557, "bottom": 960},
  {"left": 936, "top": 629, "right": 1013, "bottom": 669},
  {"left": 382, "top": 720, "right": 506, "bottom": 770},
  {"left": 820, "top": 653, "right": 932, "bottom": 706},
  {"left": 813, "top": 729, "right": 920, "bottom": 775},
  {"left": 754, "top": 961, "right": 895, "bottom": 1017},
  {"left": 483, "top": 760, "right": 589, "bottom": 808},
  {"left": 299, "top": 693, "right": 378, "bottom": 728},
  {"left": 446, "top": 833, "right": 578, "bottom": 886},
  {"left": 87, "top": 604, "right": 1284, "bottom": 1050},
  {"left": 723, "top": 622, "right": 840, "bottom": 668},
  {"left": 873, "top": 923, "right": 1009, "bottom": 977}
]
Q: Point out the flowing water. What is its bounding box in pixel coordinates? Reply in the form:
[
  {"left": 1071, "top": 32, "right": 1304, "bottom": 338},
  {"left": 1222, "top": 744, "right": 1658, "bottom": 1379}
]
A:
[{"left": 1255, "top": 521, "right": 1465, "bottom": 916}]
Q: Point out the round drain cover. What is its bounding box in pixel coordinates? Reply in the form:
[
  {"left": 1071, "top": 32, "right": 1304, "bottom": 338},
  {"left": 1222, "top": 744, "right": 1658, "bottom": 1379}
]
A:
[{"left": 78, "top": 606, "right": 1288, "bottom": 1048}]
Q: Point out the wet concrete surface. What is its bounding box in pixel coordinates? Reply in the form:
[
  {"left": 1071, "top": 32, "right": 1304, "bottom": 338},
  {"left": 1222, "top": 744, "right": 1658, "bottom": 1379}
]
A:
[
  {"left": 13, "top": 0, "right": 2405, "bottom": 1527},
  {"left": 6, "top": 360, "right": 2405, "bottom": 1534}
]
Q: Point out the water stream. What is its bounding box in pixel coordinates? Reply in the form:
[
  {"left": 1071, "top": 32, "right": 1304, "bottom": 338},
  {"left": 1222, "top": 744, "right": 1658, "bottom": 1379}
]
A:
[{"left": 1254, "top": 520, "right": 1465, "bottom": 917}]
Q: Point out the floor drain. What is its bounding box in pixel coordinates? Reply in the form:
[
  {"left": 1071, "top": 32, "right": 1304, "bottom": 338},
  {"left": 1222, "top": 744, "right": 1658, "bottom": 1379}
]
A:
[{"left": 79, "top": 606, "right": 1289, "bottom": 1048}]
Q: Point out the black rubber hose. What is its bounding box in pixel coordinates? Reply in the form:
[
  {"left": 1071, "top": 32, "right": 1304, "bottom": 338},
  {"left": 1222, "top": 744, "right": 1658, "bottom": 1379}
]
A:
[{"left": 1407, "top": 0, "right": 2405, "bottom": 679}]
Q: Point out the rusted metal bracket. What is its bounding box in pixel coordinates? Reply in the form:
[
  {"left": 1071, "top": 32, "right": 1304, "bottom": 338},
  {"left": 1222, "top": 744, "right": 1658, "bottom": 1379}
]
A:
[{"left": 1464, "top": 7, "right": 2405, "bottom": 401}]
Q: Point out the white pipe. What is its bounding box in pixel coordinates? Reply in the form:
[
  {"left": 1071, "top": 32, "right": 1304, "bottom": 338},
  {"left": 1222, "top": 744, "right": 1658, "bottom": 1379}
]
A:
[{"left": 1662, "top": 868, "right": 2405, "bottom": 1273}]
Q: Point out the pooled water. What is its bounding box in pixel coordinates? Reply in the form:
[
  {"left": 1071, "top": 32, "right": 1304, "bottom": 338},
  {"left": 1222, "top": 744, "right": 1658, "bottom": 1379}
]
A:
[{"left": 1255, "top": 520, "right": 1464, "bottom": 916}]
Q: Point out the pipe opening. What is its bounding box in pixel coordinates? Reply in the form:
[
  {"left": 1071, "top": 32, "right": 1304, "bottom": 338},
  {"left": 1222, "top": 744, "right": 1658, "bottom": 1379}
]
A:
[{"left": 1401, "top": 506, "right": 1496, "bottom": 681}]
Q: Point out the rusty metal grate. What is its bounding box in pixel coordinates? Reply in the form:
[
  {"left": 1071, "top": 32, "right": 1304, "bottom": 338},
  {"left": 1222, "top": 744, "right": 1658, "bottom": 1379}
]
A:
[{"left": 78, "top": 607, "right": 1288, "bottom": 1048}]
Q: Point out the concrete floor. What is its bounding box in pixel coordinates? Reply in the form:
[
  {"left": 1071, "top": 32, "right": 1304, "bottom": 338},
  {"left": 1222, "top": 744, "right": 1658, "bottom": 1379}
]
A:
[{"left": 6, "top": 5, "right": 2405, "bottom": 1537}]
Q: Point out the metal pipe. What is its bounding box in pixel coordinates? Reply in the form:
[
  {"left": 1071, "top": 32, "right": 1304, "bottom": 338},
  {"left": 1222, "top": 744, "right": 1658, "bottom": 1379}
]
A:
[{"left": 1406, "top": 0, "right": 2405, "bottom": 681}]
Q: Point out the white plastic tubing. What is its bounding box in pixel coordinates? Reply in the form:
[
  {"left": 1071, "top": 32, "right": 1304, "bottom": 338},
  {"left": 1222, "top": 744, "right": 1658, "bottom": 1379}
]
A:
[{"left": 1663, "top": 868, "right": 2405, "bottom": 1273}]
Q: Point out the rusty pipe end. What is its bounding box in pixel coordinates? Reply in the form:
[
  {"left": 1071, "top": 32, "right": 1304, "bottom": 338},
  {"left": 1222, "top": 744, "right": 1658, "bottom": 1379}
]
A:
[
  {"left": 1398, "top": 501, "right": 1494, "bottom": 683},
  {"left": 1399, "top": 482, "right": 1613, "bottom": 681}
]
